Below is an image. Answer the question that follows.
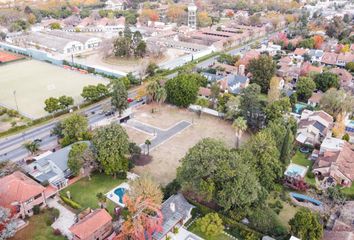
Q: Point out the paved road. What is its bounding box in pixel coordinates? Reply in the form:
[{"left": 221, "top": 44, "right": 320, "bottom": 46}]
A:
[
  {"left": 0, "top": 91, "right": 143, "bottom": 163},
  {"left": 124, "top": 119, "right": 191, "bottom": 153}
]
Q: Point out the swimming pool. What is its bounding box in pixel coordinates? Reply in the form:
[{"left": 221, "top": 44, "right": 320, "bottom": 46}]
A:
[
  {"left": 114, "top": 187, "right": 126, "bottom": 204},
  {"left": 285, "top": 163, "right": 308, "bottom": 178},
  {"left": 294, "top": 103, "right": 308, "bottom": 114}
]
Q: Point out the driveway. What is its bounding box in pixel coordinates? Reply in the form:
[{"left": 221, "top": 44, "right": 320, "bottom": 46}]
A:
[
  {"left": 124, "top": 119, "right": 191, "bottom": 154},
  {"left": 47, "top": 197, "right": 76, "bottom": 239}
]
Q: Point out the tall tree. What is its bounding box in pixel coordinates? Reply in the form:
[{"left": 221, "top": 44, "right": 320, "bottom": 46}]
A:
[
  {"left": 155, "top": 87, "right": 167, "bottom": 106},
  {"left": 264, "top": 97, "right": 291, "bottom": 123},
  {"left": 165, "top": 74, "right": 199, "bottom": 107},
  {"left": 23, "top": 140, "right": 40, "bottom": 155},
  {"left": 280, "top": 127, "right": 294, "bottom": 166},
  {"left": 128, "top": 175, "right": 163, "bottom": 205},
  {"left": 111, "top": 79, "right": 128, "bottom": 116},
  {"left": 60, "top": 114, "right": 89, "bottom": 147},
  {"left": 44, "top": 97, "right": 60, "bottom": 114},
  {"left": 248, "top": 54, "right": 276, "bottom": 93},
  {"left": 195, "top": 213, "right": 224, "bottom": 237},
  {"left": 314, "top": 72, "right": 339, "bottom": 92},
  {"left": 67, "top": 142, "right": 91, "bottom": 176},
  {"left": 232, "top": 117, "right": 247, "bottom": 148},
  {"left": 58, "top": 95, "right": 74, "bottom": 110},
  {"left": 320, "top": 88, "right": 354, "bottom": 118},
  {"left": 267, "top": 77, "right": 280, "bottom": 103},
  {"left": 296, "top": 77, "right": 316, "bottom": 102},
  {"left": 289, "top": 209, "right": 323, "bottom": 240},
  {"left": 146, "top": 79, "right": 160, "bottom": 102},
  {"left": 92, "top": 124, "right": 129, "bottom": 177}
]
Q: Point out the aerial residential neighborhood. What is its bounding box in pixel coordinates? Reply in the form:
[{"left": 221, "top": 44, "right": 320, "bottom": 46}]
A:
[{"left": 0, "top": 0, "right": 353, "bottom": 240}]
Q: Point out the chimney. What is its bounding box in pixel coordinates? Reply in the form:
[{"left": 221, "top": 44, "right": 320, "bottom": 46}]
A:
[
  {"left": 170, "top": 202, "right": 175, "bottom": 212},
  {"left": 239, "top": 64, "right": 245, "bottom": 76}
]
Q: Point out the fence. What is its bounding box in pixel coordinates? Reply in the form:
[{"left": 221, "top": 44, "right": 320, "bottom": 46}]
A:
[{"left": 189, "top": 105, "right": 225, "bottom": 118}]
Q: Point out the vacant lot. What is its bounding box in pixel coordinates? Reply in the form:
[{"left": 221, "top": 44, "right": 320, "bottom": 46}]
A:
[
  {"left": 123, "top": 125, "right": 153, "bottom": 145},
  {"left": 0, "top": 60, "right": 108, "bottom": 119},
  {"left": 131, "top": 104, "right": 250, "bottom": 186}
]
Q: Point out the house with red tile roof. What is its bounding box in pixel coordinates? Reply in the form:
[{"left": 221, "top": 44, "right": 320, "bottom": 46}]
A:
[
  {"left": 312, "top": 142, "right": 354, "bottom": 187},
  {"left": 321, "top": 52, "right": 338, "bottom": 66},
  {"left": 330, "top": 68, "right": 353, "bottom": 88},
  {"left": 300, "top": 61, "right": 323, "bottom": 76},
  {"left": 237, "top": 50, "right": 260, "bottom": 67},
  {"left": 0, "top": 171, "right": 47, "bottom": 219},
  {"left": 292, "top": 48, "right": 308, "bottom": 61},
  {"left": 69, "top": 209, "right": 113, "bottom": 240},
  {"left": 307, "top": 91, "right": 323, "bottom": 107},
  {"left": 337, "top": 52, "right": 354, "bottom": 67}
]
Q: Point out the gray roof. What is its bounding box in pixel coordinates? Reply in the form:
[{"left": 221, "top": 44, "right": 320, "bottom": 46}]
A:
[
  {"left": 24, "top": 32, "right": 80, "bottom": 52},
  {"left": 153, "top": 193, "right": 194, "bottom": 240},
  {"left": 201, "top": 72, "right": 223, "bottom": 83},
  {"left": 227, "top": 75, "right": 248, "bottom": 94},
  {"left": 313, "top": 121, "right": 326, "bottom": 133},
  {"left": 45, "top": 30, "right": 101, "bottom": 44},
  {"left": 35, "top": 171, "right": 57, "bottom": 182},
  {"left": 308, "top": 49, "right": 324, "bottom": 58}
]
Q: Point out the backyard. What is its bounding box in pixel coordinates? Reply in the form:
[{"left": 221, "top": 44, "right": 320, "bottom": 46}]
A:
[
  {"left": 130, "top": 104, "right": 249, "bottom": 186},
  {"left": 11, "top": 209, "right": 65, "bottom": 240},
  {"left": 188, "top": 223, "right": 233, "bottom": 240},
  {"left": 291, "top": 150, "right": 316, "bottom": 186},
  {"left": 60, "top": 173, "right": 124, "bottom": 214}
]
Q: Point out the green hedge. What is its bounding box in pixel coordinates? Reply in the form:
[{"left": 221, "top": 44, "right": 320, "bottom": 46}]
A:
[{"left": 60, "top": 195, "right": 81, "bottom": 209}]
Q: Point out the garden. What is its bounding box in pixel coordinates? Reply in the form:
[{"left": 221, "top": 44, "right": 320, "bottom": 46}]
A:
[
  {"left": 291, "top": 150, "right": 316, "bottom": 187},
  {"left": 59, "top": 173, "right": 125, "bottom": 214},
  {"left": 11, "top": 208, "right": 64, "bottom": 240}
]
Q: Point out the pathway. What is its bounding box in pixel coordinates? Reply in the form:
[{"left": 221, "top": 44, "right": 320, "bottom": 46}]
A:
[
  {"left": 124, "top": 119, "right": 192, "bottom": 153},
  {"left": 47, "top": 197, "right": 76, "bottom": 239}
]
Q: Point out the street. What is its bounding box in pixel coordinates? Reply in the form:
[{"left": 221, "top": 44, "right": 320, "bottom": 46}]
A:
[{"left": 0, "top": 91, "right": 142, "bottom": 163}]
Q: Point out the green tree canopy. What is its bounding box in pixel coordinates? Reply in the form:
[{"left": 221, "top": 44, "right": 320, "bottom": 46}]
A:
[
  {"left": 248, "top": 54, "right": 276, "bottom": 93},
  {"left": 320, "top": 88, "right": 354, "bottom": 118},
  {"left": 264, "top": 97, "right": 291, "bottom": 123},
  {"left": 314, "top": 72, "right": 339, "bottom": 92},
  {"left": 58, "top": 95, "right": 74, "bottom": 110},
  {"left": 195, "top": 213, "right": 224, "bottom": 237},
  {"left": 289, "top": 208, "right": 323, "bottom": 240},
  {"left": 44, "top": 97, "right": 60, "bottom": 114},
  {"left": 68, "top": 142, "right": 89, "bottom": 176},
  {"left": 81, "top": 84, "right": 109, "bottom": 102},
  {"left": 60, "top": 114, "right": 90, "bottom": 147},
  {"left": 165, "top": 73, "right": 200, "bottom": 107},
  {"left": 111, "top": 79, "right": 128, "bottom": 116},
  {"left": 92, "top": 124, "right": 129, "bottom": 177},
  {"left": 296, "top": 77, "right": 316, "bottom": 102}
]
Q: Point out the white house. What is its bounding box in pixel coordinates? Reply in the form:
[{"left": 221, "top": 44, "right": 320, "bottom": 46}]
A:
[{"left": 105, "top": 0, "right": 126, "bottom": 10}]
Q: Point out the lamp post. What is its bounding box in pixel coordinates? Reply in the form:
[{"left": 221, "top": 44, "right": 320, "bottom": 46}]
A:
[{"left": 13, "top": 90, "right": 19, "bottom": 113}]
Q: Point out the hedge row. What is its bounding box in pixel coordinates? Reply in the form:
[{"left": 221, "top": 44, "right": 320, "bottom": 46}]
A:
[
  {"left": 60, "top": 195, "right": 81, "bottom": 209},
  {"left": 186, "top": 198, "right": 262, "bottom": 240}
]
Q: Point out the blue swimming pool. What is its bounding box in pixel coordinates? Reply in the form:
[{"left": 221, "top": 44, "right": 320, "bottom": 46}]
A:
[
  {"left": 290, "top": 192, "right": 322, "bottom": 206},
  {"left": 294, "top": 103, "right": 308, "bottom": 114},
  {"left": 285, "top": 164, "right": 307, "bottom": 178},
  {"left": 114, "top": 188, "right": 126, "bottom": 204}
]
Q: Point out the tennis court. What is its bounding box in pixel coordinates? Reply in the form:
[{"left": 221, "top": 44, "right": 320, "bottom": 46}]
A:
[
  {"left": 0, "top": 50, "right": 25, "bottom": 63},
  {"left": 0, "top": 60, "right": 109, "bottom": 119}
]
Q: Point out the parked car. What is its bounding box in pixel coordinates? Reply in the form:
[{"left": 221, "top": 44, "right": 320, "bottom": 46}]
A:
[{"left": 127, "top": 98, "right": 133, "bottom": 103}]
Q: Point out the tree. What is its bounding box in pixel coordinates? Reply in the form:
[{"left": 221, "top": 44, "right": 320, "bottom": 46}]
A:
[
  {"left": 342, "top": 133, "right": 350, "bottom": 142},
  {"left": 23, "top": 140, "right": 40, "bottom": 155},
  {"left": 267, "top": 77, "right": 280, "bottom": 103},
  {"left": 326, "top": 16, "right": 345, "bottom": 39},
  {"left": 245, "top": 130, "right": 282, "bottom": 191},
  {"left": 58, "top": 95, "right": 74, "bottom": 110},
  {"left": 96, "top": 192, "right": 107, "bottom": 208},
  {"left": 177, "top": 138, "right": 263, "bottom": 210},
  {"left": 81, "top": 84, "right": 109, "bottom": 102},
  {"left": 195, "top": 97, "right": 209, "bottom": 108},
  {"left": 166, "top": 4, "right": 186, "bottom": 24},
  {"left": 313, "top": 35, "right": 324, "bottom": 49},
  {"left": 50, "top": 22, "right": 61, "bottom": 29},
  {"left": 232, "top": 117, "right": 247, "bottom": 148},
  {"left": 225, "top": 95, "right": 241, "bottom": 120},
  {"left": 117, "top": 196, "right": 163, "bottom": 240},
  {"left": 289, "top": 209, "right": 323, "bottom": 240},
  {"left": 155, "top": 87, "right": 167, "bottom": 106},
  {"left": 146, "top": 62, "right": 158, "bottom": 77},
  {"left": 0, "top": 207, "right": 16, "bottom": 239},
  {"left": 299, "top": 38, "right": 315, "bottom": 49},
  {"left": 92, "top": 124, "right": 129, "bottom": 177},
  {"left": 314, "top": 73, "right": 339, "bottom": 92},
  {"left": 44, "top": 97, "right": 60, "bottom": 114},
  {"left": 239, "top": 84, "right": 265, "bottom": 130},
  {"left": 60, "top": 114, "right": 89, "bottom": 147},
  {"left": 320, "top": 88, "right": 354, "bottom": 118},
  {"left": 68, "top": 142, "right": 90, "bottom": 176},
  {"left": 111, "top": 79, "right": 128, "bottom": 116},
  {"left": 128, "top": 175, "right": 163, "bottom": 205},
  {"left": 264, "top": 97, "right": 291, "bottom": 123},
  {"left": 345, "top": 62, "right": 354, "bottom": 73},
  {"left": 296, "top": 77, "right": 316, "bottom": 102},
  {"left": 145, "top": 139, "right": 151, "bottom": 156},
  {"left": 197, "top": 11, "right": 212, "bottom": 27},
  {"left": 210, "top": 83, "right": 220, "bottom": 108},
  {"left": 195, "top": 213, "right": 224, "bottom": 237},
  {"left": 248, "top": 54, "right": 276, "bottom": 93},
  {"left": 248, "top": 206, "right": 286, "bottom": 236},
  {"left": 165, "top": 74, "right": 199, "bottom": 107},
  {"left": 140, "top": 8, "right": 159, "bottom": 23}
]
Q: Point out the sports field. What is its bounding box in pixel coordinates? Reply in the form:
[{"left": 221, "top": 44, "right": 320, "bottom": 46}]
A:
[{"left": 0, "top": 60, "right": 109, "bottom": 119}]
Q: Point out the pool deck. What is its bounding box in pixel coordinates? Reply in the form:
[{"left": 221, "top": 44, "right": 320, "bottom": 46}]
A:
[
  {"left": 106, "top": 182, "right": 129, "bottom": 207},
  {"left": 285, "top": 163, "right": 308, "bottom": 178}
]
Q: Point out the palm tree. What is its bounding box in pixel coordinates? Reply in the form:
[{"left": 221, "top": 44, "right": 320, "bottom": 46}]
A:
[
  {"left": 146, "top": 80, "right": 159, "bottom": 103},
  {"left": 155, "top": 87, "right": 167, "bottom": 106},
  {"left": 145, "top": 139, "right": 151, "bottom": 156},
  {"left": 232, "top": 117, "right": 247, "bottom": 148},
  {"left": 23, "top": 141, "right": 40, "bottom": 155}
]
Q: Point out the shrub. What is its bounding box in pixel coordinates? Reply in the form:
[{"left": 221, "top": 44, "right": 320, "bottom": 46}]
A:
[
  {"left": 172, "top": 227, "right": 179, "bottom": 234},
  {"left": 195, "top": 213, "right": 224, "bottom": 237},
  {"left": 53, "top": 229, "right": 62, "bottom": 236},
  {"left": 307, "top": 171, "right": 315, "bottom": 179},
  {"left": 33, "top": 205, "right": 40, "bottom": 215},
  {"left": 7, "top": 109, "right": 19, "bottom": 117},
  {"left": 163, "top": 179, "right": 181, "bottom": 200},
  {"left": 60, "top": 195, "right": 81, "bottom": 209}
]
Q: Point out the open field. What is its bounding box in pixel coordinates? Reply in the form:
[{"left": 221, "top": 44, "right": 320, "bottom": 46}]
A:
[
  {"left": 123, "top": 125, "right": 153, "bottom": 145},
  {"left": 131, "top": 104, "right": 250, "bottom": 186},
  {"left": 0, "top": 60, "right": 108, "bottom": 119}
]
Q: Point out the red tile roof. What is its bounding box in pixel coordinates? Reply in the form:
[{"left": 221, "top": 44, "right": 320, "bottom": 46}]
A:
[
  {"left": 294, "top": 48, "right": 308, "bottom": 56},
  {"left": 0, "top": 171, "right": 45, "bottom": 207},
  {"left": 338, "top": 53, "right": 354, "bottom": 62},
  {"left": 330, "top": 68, "right": 353, "bottom": 86},
  {"left": 198, "top": 87, "right": 211, "bottom": 97},
  {"left": 308, "top": 92, "right": 323, "bottom": 104},
  {"left": 69, "top": 209, "right": 112, "bottom": 239},
  {"left": 321, "top": 52, "right": 338, "bottom": 65}
]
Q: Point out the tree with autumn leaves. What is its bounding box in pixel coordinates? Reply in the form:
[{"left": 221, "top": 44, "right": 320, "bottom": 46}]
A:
[
  {"left": 116, "top": 176, "right": 164, "bottom": 240},
  {"left": 140, "top": 8, "right": 159, "bottom": 25}
]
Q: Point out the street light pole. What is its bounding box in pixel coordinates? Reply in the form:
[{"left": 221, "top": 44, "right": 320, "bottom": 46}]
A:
[{"left": 13, "top": 90, "right": 19, "bottom": 113}]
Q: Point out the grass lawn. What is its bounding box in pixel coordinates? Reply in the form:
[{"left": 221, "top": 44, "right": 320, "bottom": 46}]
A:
[
  {"left": 341, "top": 184, "right": 354, "bottom": 199},
  {"left": 188, "top": 223, "right": 233, "bottom": 240},
  {"left": 11, "top": 209, "right": 65, "bottom": 240},
  {"left": 60, "top": 173, "right": 124, "bottom": 214},
  {"left": 291, "top": 150, "right": 316, "bottom": 187}
]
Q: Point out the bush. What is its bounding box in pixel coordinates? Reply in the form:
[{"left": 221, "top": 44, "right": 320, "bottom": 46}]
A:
[
  {"left": 60, "top": 195, "right": 81, "bottom": 209},
  {"left": 53, "top": 229, "right": 62, "bottom": 236},
  {"left": 163, "top": 179, "right": 181, "bottom": 200},
  {"left": 116, "top": 171, "right": 127, "bottom": 179},
  {"left": 33, "top": 205, "right": 40, "bottom": 215},
  {"left": 307, "top": 171, "right": 315, "bottom": 179},
  {"left": 173, "top": 227, "right": 179, "bottom": 234},
  {"left": 7, "top": 109, "right": 19, "bottom": 117}
]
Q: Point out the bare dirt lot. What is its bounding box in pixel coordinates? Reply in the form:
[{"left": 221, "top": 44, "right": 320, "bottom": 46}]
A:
[
  {"left": 123, "top": 125, "right": 153, "bottom": 145},
  {"left": 130, "top": 104, "right": 250, "bottom": 186}
]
